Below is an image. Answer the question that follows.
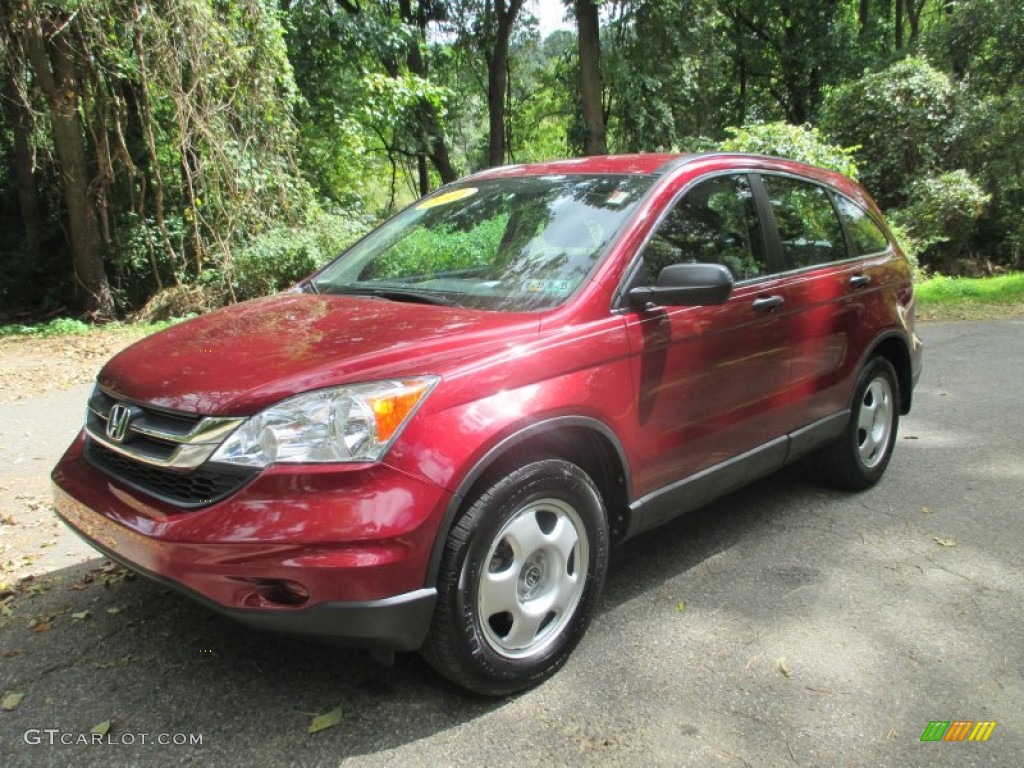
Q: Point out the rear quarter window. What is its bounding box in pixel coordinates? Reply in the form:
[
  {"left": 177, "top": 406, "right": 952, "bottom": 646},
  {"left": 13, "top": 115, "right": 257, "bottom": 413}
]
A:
[{"left": 833, "top": 194, "right": 891, "bottom": 255}]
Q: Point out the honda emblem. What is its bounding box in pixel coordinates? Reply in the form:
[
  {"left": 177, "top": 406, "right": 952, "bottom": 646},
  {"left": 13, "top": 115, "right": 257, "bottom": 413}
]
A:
[{"left": 106, "top": 403, "right": 133, "bottom": 443}]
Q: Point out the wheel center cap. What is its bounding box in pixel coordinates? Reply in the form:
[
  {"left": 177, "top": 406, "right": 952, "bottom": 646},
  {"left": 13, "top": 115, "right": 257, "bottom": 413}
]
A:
[{"left": 524, "top": 564, "right": 543, "bottom": 589}]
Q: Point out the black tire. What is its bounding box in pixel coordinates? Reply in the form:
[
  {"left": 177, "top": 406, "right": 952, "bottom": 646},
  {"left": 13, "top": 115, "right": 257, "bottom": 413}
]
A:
[
  {"left": 422, "top": 458, "right": 609, "bottom": 696},
  {"left": 817, "top": 356, "right": 900, "bottom": 490}
]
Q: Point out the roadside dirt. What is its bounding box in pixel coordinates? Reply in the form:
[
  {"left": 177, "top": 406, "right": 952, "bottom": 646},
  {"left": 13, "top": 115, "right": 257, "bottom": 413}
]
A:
[
  {"left": 0, "top": 332, "right": 144, "bottom": 403},
  {"left": 0, "top": 333, "right": 143, "bottom": 609}
]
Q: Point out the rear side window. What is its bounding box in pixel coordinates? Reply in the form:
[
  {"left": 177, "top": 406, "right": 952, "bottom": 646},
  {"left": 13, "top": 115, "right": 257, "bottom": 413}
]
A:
[
  {"left": 834, "top": 194, "right": 890, "bottom": 255},
  {"left": 642, "top": 174, "right": 767, "bottom": 283},
  {"left": 762, "top": 175, "right": 846, "bottom": 270}
]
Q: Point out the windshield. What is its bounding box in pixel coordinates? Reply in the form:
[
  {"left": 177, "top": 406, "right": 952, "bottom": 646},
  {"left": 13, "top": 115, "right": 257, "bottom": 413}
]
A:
[{"left": 312, "top": 174, "right": 653, "bottom": 312}]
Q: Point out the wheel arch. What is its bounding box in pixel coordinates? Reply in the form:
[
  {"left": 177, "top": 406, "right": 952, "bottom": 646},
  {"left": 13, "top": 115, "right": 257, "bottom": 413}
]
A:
[
  {"left": 424, "top": 416, "right": 632, "bottom": 588},
  {"left": 865, "top": 331, "right": 913, "bottom": 414}
]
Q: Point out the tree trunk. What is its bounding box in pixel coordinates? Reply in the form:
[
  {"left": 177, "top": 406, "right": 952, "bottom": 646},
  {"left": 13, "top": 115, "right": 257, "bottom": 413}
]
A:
[
  {"left": 907, "top": 0, "right": 924, "bottom": 44},
  {"left": 895, "top": 0, "right": 905, "bottom": 50},
  {"left": 1, "top": 66, "right": 43, "bottom": 266},
  {"left": 399, "top": 0, "right": 458, "bottom": 185},
  {"left": 417, "top": 153, "right": 429, "bottom": 197},
  {"left": 858, "top": 0, "right": 870, "bottom": 39},
  {"left": 574, "top": 0, "right": 606, "bottom": 155},
  {"left": 485, "top": 1, "right": 524, "bottom": 168},
  {"left": 21, "top": 14, "right": 114, "bottom": 318}
]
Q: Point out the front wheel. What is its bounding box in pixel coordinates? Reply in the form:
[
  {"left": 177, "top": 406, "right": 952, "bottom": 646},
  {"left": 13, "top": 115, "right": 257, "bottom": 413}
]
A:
[
  {"left": 422, "top": 459, "right": 609, "bottom": 696},
  {"left": 817, "top": 356, "right": 900, "bottom": 490}
]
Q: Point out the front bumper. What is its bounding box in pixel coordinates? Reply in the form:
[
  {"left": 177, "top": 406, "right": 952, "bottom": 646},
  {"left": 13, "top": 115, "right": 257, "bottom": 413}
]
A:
[{"left": 52, "top": 433, "right": 452, "bottom": 650}]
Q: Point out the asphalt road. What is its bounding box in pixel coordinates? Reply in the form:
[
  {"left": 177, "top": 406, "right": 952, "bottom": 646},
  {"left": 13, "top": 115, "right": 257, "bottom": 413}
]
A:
[{"left": 1, "top": 319, "right": 1022, "bottom": 767}]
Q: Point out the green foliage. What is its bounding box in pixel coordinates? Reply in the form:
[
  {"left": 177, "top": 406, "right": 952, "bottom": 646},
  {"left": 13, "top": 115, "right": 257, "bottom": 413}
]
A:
[
  {"left": 230, "top": 211, "right": 373, "bottom": 300},
  {"left": 606, "top": 0, "right": 733, "bottom": 152},
  {"left": 6, "top": 0, "right": 1024, "bottom": 326},
  {"left": 0, "top": 318, "right": 92, "bottom": 337},
  {"left": 889, "top": 170, "right": 989, "bottom": 255},
  {"left": 927, "top": 1, "right": 1024, "bottom": 265},
  {"left": 885, "top": 221, "right": 923, "bottom": 281},
  {"left": 0, "top": 316, "right": 191, "bottom": 338},
  {"left": 716, "top": 122, "right": 859, "bottom": 178},
  {"left": 821, "top": 57, "right": 956, "bottom": 206}
]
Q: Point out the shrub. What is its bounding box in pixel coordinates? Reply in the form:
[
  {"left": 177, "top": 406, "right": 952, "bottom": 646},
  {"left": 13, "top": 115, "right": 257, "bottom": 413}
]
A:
[
  {"left": 229, "top": 210, "right": 372, "bottom": 300},
  {"left": 716, "top": 122, "right": 859, "bottom": 179},
  {"left": 821, "top": 57, "right": 956, "bottom": 207},
  {"left": 889, "top": 170, "right": 989, "bottom": 267}
]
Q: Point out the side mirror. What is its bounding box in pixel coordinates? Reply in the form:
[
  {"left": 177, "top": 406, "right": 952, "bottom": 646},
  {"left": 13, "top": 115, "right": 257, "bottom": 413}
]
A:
[{"left": 628, "top": 263, "right": 734, "bottom": 308}]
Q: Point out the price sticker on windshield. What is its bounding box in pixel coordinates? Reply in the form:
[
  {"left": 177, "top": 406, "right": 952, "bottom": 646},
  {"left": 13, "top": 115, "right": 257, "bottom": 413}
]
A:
[{"left": 417, "top": 187, "right": 478, "bottom": 210}]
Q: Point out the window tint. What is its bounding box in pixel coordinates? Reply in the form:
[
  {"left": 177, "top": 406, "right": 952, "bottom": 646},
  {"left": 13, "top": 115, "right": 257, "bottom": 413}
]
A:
[
  {"left": 834, "top": 194, "right": 890, "bottom": 255},
  {"left": 762, "top": 175, "right": 847, "bottom": 270},
  {"left": 642, "top": 174, "right": 766, "bottom": 283}
]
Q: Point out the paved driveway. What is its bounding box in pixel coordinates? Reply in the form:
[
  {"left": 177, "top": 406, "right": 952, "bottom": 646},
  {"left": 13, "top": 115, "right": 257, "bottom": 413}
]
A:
[{"left": 1, "top": 320, "right": 1022, "bottom": 766}]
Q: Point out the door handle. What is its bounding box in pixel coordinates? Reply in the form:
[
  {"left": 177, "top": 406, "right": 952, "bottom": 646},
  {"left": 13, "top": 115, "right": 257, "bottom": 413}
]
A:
[
  {"left": 751, "top": 295, "right": 784, "bottom": 313},
  {"left": 850, "top": 274, "right": 871, "bottom": 289}
]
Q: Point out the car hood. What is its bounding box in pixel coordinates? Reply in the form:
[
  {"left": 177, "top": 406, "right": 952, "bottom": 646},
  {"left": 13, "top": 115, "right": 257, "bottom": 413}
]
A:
[{"left": 97, "top": 293, "right": 540, "bottom": 415}]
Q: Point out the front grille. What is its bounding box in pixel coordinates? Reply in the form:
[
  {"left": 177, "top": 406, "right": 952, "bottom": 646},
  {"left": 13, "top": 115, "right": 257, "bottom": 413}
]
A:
[
  {"left": 82, "top": 385, "right": 255, "bottom": 508},
  {"left": 86, "top": 388, "right": 244, "bottom": 469},
  {"left": 85, "top": 440, "right": 258, "bottom": 508}
]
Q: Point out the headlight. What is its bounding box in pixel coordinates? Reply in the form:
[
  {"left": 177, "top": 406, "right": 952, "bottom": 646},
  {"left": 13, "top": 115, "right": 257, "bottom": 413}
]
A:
[{"left": 210, "top": 378, "right": 437, "bottom": 468}]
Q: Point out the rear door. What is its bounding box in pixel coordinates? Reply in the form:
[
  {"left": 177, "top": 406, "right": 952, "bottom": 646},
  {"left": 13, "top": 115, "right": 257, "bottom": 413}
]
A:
[{"left": 753, "top": 173, "right": 898, "bottom": 429}]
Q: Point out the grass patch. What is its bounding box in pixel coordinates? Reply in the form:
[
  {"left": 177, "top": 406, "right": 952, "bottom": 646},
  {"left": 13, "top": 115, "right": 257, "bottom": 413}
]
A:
[
  {"left": 0, "top": 316, "right": 190, "bottom": 339},
  {"left": 915, "top": 273, "right": 1024, "bottom": 321}
]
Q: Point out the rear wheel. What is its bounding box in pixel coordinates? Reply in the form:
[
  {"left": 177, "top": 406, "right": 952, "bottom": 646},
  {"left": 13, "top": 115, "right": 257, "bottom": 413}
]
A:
[
  {"left": 422, "top": 459, "right": 609, "bottom": 696},
  {"left": 818, "top": 356, "right": 900, "bottom": 490}
]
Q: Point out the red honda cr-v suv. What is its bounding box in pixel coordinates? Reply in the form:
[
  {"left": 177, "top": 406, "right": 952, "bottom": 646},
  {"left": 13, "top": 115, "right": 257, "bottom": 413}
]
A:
[{"left": 53, "top": 153, "right": 922, "bottom": 695}]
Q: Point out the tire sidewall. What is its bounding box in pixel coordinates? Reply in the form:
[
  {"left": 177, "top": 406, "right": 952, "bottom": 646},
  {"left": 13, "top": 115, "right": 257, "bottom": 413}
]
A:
[
  {"left": 847, "top": 357, "right": 900, "bottom": 484},
  {"left": 447, "top": 460, "right": 608, "bottom": 693}
]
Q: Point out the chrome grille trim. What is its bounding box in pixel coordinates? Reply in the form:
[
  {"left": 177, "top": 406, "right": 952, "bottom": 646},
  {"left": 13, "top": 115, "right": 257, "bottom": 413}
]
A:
[{"left": 85, "top": 386, "right": 245, "bottom": 470}]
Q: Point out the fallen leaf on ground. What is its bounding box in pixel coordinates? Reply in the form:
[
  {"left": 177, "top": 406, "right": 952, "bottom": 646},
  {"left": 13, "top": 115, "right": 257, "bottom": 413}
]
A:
[
  {"left": 106, "top": 606, "right": 122, "bottom": 615},
  {"left": 2, "top": 692, "right": 24, "bottom": 711},
  {"left": 921, "top": 506, "right": 932, "bottom": 514},
  {"left": 934, "top": 537, "right": 956, "bottom": 547},
  {"left": 72, "top": 611, "right": 90, "bottom": 620},
  {"left": 309, "top": 707, "right": 343, "bottom": 734},
  {"left": 776, "top": 657, "right": 792, "bottom": 678},
  {"left": 91, "top": 720, "right": 111, "bottom": 736},
  {"left": 676, "top": 601, "right": 687, "bottom": 613}
]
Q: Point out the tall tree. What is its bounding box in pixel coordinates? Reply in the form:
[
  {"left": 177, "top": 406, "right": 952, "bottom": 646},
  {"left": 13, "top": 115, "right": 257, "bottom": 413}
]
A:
[
  {"left": 574, "top": 0, "right": 606, "bottom": 154},
  {"left": 8, "top": 3, "right": 114, "bottom": 317},
  {"left": 468, "top": 0, "right": 526, "bottom": 166},
  {"left": 1, "top": 45, "right": 42, "bottom": 270},
  {"left": 721, "top": 0, "right": 852, "bottom": 125}
]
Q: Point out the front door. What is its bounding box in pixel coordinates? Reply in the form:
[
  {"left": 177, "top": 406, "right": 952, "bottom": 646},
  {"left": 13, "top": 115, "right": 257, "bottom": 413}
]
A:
[{"left": 623, "top": 173, "right": 793, "bottom": 526}]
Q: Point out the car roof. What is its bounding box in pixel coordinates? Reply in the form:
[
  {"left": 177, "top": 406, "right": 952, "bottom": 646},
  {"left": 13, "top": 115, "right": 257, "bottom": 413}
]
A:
[
  {"left": 464, "top": 153, "right": 876, "bottom": 214},
  {"left": 466, "top": 153, "right": 685, "bottom": 179}
]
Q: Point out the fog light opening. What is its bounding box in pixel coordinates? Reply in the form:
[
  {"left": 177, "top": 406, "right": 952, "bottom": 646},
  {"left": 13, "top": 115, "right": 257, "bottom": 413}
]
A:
[{"left": 249, "top": 579, "right": 310, "bottom": 606}]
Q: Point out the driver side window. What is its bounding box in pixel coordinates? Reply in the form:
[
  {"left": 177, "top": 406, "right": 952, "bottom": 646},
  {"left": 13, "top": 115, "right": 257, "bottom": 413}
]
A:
[{"left": 642, "top": 174, "right": 767, "bottom": 284}]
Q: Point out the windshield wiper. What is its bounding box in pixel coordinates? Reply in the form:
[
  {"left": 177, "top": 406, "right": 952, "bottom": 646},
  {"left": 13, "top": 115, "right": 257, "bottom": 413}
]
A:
[{"left": 320, "top": 285, "right": 459, "bottom": 307}]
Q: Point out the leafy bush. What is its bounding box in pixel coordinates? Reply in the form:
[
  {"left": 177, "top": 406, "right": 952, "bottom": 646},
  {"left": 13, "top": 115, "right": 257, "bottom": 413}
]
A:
[
  {"left": 821, "top": 57, "right": 956, "bottom": 206},
  {"left": 0, "top": 318, "right": 92, "bottom": 337},
  {"left": 889, "top": 170, "right": 989, "bottom": 266},
  {"left": 885, "top": 221, "right": 924, "bottom": 281},
  {"left": 716, "top": 122, "right": 859, "bottom": 178},
  {"left": 230, "top": 210, "right": 372, "bottom": 300}
]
